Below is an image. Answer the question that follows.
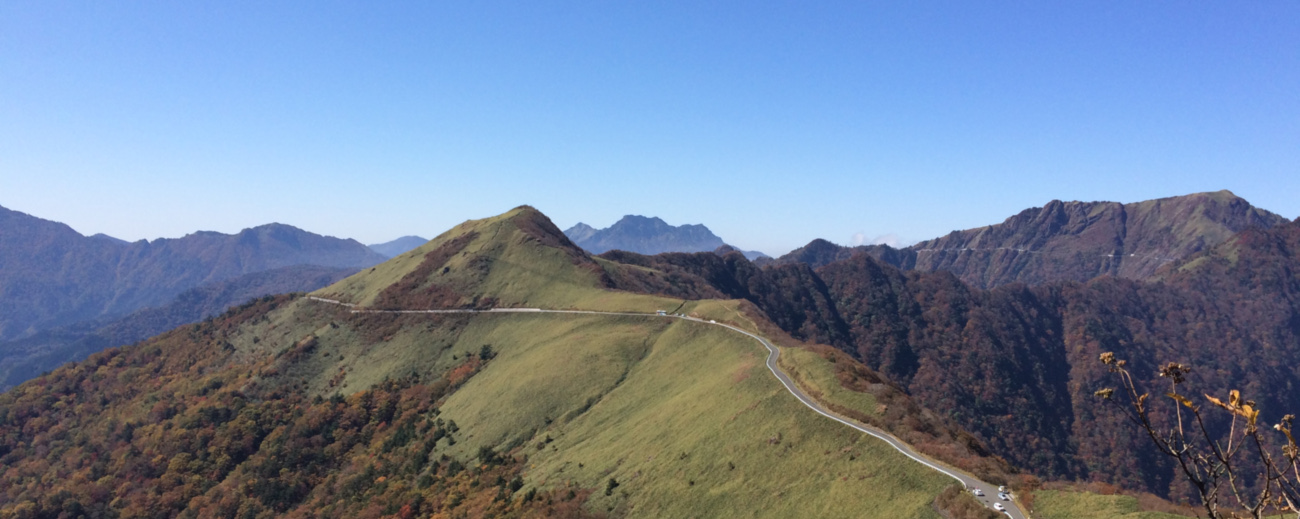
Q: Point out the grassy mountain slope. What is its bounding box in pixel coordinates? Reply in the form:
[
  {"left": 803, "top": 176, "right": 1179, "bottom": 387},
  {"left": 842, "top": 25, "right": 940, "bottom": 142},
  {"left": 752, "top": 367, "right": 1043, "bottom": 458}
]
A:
[
  {"left": 1031, "top": 491, "right": 1188, "bottom": 519},
  {"left": 0, "top": 265, "right": 357, "bottom": 391},
  {"left": 434, "top": 313, "right": 949, "bottom": 518},
  {"left": 319, "top": 206, "right": 680, "bottom": 313},
  {"left": 600, "top": 214, "right": 1300, "bottom": 503},
  {"left": 2, "top": 206, "right": 990, "bottom": 518},
  {"left": 0, "top": 296, "right": 607, "bottom": 519}
]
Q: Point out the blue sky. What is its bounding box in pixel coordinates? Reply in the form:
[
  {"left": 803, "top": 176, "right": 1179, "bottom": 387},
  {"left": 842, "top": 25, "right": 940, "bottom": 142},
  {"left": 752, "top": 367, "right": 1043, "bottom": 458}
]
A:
[{"left": 2, "top": 2, "right": 1296, "bottom": 254}]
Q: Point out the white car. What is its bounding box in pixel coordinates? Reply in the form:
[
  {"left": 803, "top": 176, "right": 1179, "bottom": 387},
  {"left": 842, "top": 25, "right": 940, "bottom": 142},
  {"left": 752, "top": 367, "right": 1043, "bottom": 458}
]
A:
[
  {"left": 972, "top": 489, "right": 984, "bottom": 496},
  {"left": 999, "top": 492, "right": 1011, "bottom": 500},
  {"left": 993, "top": 503, "right": 1006, "bottom": 512},
  {"left": 998, "top": 486, "right": 1007, "bottom": 493}
]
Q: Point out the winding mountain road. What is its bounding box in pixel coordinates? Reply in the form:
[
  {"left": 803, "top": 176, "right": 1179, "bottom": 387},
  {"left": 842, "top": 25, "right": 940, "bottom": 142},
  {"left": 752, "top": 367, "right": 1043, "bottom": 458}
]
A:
[{"left": 305, "top": 297, "right": 1028, "bottom": 518}]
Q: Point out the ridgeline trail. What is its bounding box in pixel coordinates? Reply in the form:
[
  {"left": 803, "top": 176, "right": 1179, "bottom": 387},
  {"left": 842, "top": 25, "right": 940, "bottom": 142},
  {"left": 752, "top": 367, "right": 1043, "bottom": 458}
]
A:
[{"left": 305, "top": 296, "right": 1029, "bottom": 518}]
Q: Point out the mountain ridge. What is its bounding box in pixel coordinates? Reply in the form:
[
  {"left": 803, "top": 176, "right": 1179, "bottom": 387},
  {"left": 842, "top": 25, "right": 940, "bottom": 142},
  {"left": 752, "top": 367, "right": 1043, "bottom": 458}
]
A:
[
  {"left": 773, "top": 190, "right": 1286, "bottom": 288},
  {"left": 0, "top": 204, "right": 387, "bottom": 341},
  {"left": 906, "top": 190, "right": 1286, "bottom": 287}
]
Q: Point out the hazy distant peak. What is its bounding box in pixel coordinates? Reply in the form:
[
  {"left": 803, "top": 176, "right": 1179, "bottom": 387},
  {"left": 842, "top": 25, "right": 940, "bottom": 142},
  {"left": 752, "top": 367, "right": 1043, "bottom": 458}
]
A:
[
  {"left": 616, "top": 215, "right": 665, "bottom": 224},
  {"left": 243, "top": 222, "right": 316, "bottom": 238},
  {"left": 564, "top": 222, "right": 598, "bottom": 243},
  {"left": 248, "top": 222, "right": 295, "bottom": 231},
  {"left": 89, "top": 233, "right": 128, "bottom": 245},
  {"left": 368, "top": 235, "right": 429, "bottom": 258},
  {"left": 563, "top": 215, "right": 726, "bottom": 255},
  {"left": 612, "top": 215, "right": 711, "bottom": 233}
]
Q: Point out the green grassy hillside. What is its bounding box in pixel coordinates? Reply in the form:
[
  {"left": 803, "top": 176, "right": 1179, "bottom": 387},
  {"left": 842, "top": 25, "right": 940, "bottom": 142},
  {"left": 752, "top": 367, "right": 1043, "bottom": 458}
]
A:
[
  {"left": 1031, "top": 490, "right": 1191, "bottom": 519},
  {"left": 0, "top": 206, "right": 990, "bottom": 518},
  {"left": 245, "top": 207, "right": 958, "bottom": 516},
  {"left": 317, "top": 206, "right": 682, "bottom": 314},
  {"left": 774, "top": 343, "right": 1017, "bottom": 486},
  {"left": 433, "top": 313, "right": 950, "bottom": 517},
  {"left": 233, "top": 293, "right": 953, "bottom": 516}
]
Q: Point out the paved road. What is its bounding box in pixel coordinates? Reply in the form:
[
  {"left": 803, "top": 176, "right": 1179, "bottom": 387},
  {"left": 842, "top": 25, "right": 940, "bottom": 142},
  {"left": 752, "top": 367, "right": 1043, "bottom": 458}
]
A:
[
  {"left": 708, "top": 319, "right": 1027, "bottom": 519},
  {"left": 305, "top": 297, "right": 1029, "bottom": 518}
]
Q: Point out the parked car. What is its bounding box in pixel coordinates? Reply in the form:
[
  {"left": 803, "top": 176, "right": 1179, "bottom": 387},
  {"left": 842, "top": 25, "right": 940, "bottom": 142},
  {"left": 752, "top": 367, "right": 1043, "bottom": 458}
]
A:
[
  {"left": 998, "top": 492, "right": 1010, "bottom": 500},
  {"left": 994, "top": 503, "right": 1006, "bottom": 512},
  {"left": 972, "top": 489, "right": 984, "bottom": 496}
]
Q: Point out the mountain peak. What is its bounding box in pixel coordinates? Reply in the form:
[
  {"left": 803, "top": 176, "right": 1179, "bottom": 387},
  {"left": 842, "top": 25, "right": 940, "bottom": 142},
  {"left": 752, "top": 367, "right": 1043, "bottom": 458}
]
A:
[
  {"left": 1201, "top": 189, "right": 1239, "bottom": 200},
  {"left": 616, "top": 214, "right": 661, "bottom": 222},
  {"left": 508, "top": 205, "right": 586, "bottom": 251},
  {"left": 772, "top": 239, "right": 873, "bottom": 269},
  {"left": 319, "top": 206, "right": 607, "bottom": 310},
  {"left": 906, "top": 190, "right": 1288, "bottom": 287},
  {"left": 613, "top": 214, "right": 668, "bottom": 227},
  {"left": 563, "top": 214, "right": 725, "bottom": 255},
  {"left": 564, "top": 222, "right": 598, "bottom": 244},
  {"left": 248, "top": 222, "right": 294, "bottom": 230}
]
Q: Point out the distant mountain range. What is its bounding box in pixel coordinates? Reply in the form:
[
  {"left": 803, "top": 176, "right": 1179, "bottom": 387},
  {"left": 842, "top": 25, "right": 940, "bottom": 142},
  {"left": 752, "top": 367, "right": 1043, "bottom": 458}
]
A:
[
  {"left": 0, "top": 205, "right": 387, "bottom": 342},
  {"left": 368, "top": 235, "right": 428, "bottom": 258},
  {"left": 773, "top": 190, "right": 1286, "bottom": 288},
  {"left": 564, "top": 215, "right": 768, "bottom": 260},
  {"left": 0, "top": 205, "right": 391, "bottom": 388}
]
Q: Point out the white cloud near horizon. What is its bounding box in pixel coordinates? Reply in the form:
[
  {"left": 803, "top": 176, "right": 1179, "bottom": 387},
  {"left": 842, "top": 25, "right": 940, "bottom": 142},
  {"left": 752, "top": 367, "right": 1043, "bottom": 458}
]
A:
[{"left": 850, "top": 232, "right": 908, "bottom": 248}]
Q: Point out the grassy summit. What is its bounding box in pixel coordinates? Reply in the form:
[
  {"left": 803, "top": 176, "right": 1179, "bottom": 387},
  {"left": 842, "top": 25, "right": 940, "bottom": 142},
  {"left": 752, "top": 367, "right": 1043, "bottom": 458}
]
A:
[{"left": 317, "top": 206, "right": 681, "bottom": 313}]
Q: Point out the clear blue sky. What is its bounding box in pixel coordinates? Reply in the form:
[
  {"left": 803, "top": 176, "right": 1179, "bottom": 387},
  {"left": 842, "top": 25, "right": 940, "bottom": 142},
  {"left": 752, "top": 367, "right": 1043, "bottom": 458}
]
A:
[{"left": 2, "top": 2, "right": 1297, "bottom": 255}]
